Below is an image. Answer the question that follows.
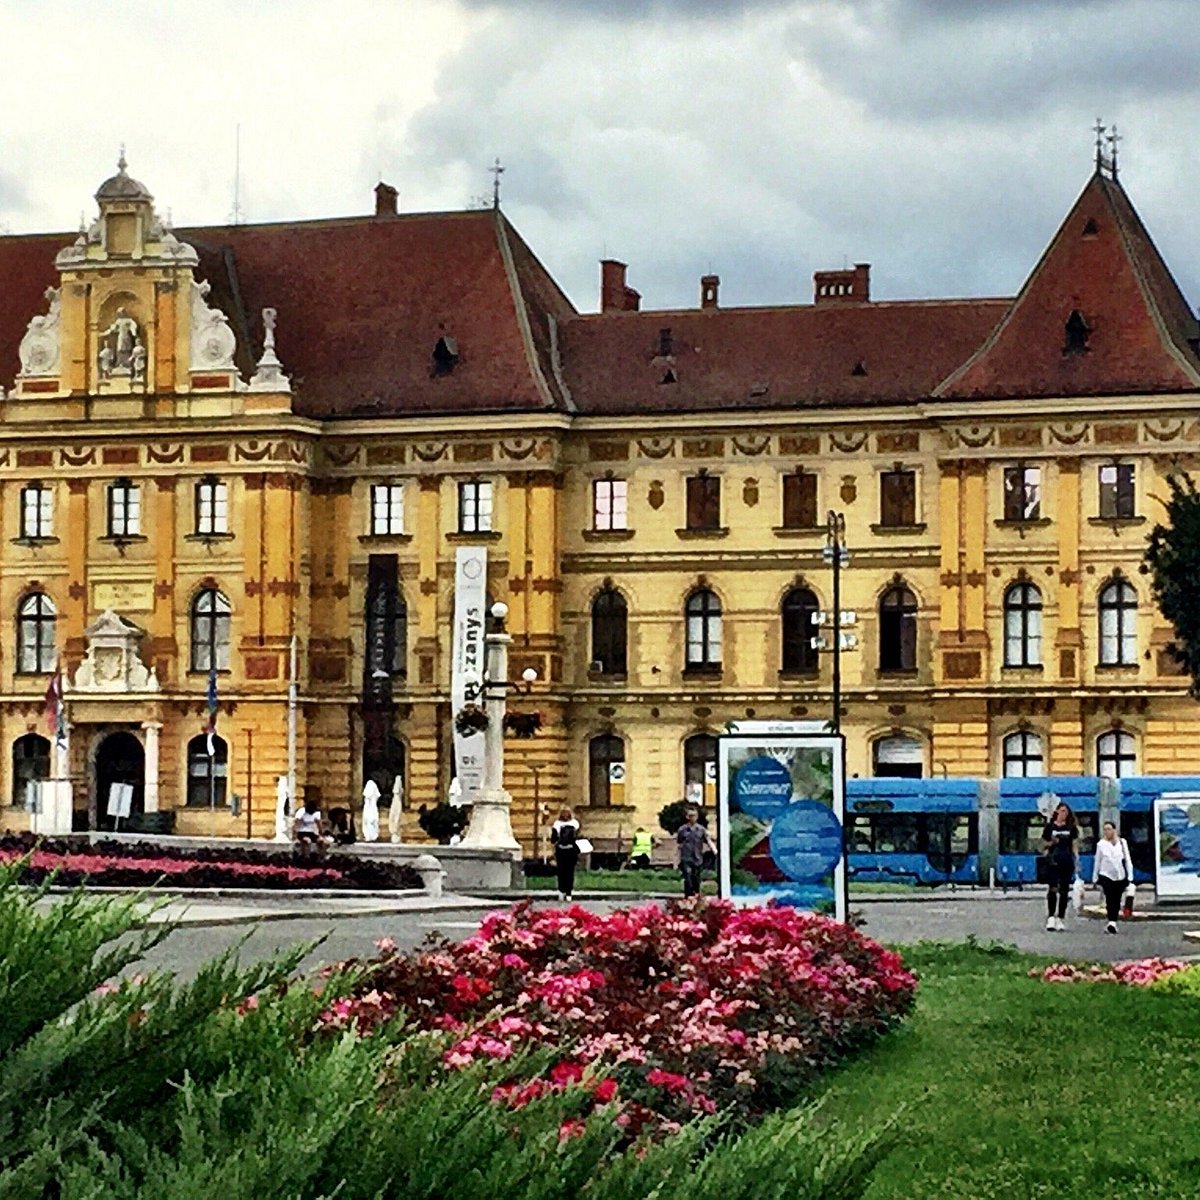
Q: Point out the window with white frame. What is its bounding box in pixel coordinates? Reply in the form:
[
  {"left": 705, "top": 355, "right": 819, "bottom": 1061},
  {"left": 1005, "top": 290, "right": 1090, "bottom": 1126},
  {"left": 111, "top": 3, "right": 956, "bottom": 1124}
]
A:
[
  {"left": 1003, "top": 582, "right": 1043, "bottom": 667},
  {"left": 592, "top": 479, "right": 628, "bottom": 531},
  {"left": 1097, "top": 729, "right": 1136, "bottom": 778},
  {"left": 20, "top": 484, "right": 53, "bottom": 539},
  {"left": 370, "top": 483, "right": 406, "bottom": 535},
  {"left": 195, "top": 478, "right": 229, "bottom": 535},
  {"left": 1002, "top": 730, "right": 1045, "bottom": 778},
  {"left": 1098, "top": 579, "right": 1137, "bottom": 666},
  {"left": 457, "top": 480, "right": 493, "bottom": 533},
  {"left": 107, "top": 479, "right": 141, "bottom": 537}
]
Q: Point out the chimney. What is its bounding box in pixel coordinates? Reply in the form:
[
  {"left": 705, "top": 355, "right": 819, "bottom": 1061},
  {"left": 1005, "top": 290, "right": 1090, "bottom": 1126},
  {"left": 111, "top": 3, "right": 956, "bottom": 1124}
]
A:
[
  {"left": 374, "top": 181, "right": 398, "bottom": 217},
  {"left": 600, "top": 259, "right": 641, "bottom": 313},
  {"left": 813, "top": 262, "right": 870, "bottom": 305},
  {"left": 700, "top": 274, "right": 720, "bottom": 309}
]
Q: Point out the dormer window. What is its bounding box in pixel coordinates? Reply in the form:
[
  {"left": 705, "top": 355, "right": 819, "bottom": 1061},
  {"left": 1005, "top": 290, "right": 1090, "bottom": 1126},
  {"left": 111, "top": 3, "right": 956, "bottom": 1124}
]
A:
[
  {"left": 660, "top": 368, "right": 678, "bottom": 385},
  {"left": 432, "top": 336, "right": 459, "bottom": 375},
  {"left": 1082, "top": 217, "right": 1099, "bottom": 237},
  {"left": 1064, "top": 309, "right": 1090, "bottom": 355}
]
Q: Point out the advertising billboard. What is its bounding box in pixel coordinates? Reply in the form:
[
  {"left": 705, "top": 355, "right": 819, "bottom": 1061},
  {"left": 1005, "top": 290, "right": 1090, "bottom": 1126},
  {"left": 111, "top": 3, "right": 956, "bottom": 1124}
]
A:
[
  {"left": 718, "top": 730, "right": 847, "bottom": 922},
  {"left": 1154, "top": 794, "right": 1200, "bottom": 900}
]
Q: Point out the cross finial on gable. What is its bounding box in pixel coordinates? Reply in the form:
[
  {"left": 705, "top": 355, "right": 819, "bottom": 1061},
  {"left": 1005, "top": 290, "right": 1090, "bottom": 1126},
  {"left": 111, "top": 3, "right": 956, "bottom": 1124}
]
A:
[
  {"left": 1093, "top": 118, "right": 1106, "bottom": 171},
  {"left": 489, "top": 157, "right": 505, "bottom": 210},
  {"left": 117, "top": 144, "right": 128, "bottom": 174},
  {"left": 1106, "top": 124, "right": 1122, "bottom": 181}
]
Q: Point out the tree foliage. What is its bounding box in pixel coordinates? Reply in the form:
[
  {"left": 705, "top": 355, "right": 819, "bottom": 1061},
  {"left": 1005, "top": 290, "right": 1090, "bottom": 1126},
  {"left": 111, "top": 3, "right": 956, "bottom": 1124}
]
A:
[{"left": 1145, "top": 472, "right": 1200, "bottom": 696}]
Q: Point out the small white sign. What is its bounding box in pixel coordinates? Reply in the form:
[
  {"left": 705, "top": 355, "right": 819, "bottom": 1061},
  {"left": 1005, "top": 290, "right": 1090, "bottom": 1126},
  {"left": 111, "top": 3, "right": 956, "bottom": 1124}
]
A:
[{"left": 106, "top": 782, "right": 133, "bottom": 819}]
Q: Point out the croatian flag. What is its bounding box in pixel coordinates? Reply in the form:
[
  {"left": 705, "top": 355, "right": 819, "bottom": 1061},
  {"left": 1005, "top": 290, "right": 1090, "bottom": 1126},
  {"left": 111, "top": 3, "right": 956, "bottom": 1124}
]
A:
[
  {"left": 205, "top": 665, "right": 218, "bottom": 757},
  {"left": 44, "top": 662, "right": 66, "bottom": 753}
]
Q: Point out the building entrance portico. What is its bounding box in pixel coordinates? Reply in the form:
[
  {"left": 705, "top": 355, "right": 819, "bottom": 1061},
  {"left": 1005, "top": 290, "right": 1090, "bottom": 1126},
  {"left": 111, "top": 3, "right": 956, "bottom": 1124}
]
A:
[{"left": 92, "top": 730, "right": 145, "bottom": 830}]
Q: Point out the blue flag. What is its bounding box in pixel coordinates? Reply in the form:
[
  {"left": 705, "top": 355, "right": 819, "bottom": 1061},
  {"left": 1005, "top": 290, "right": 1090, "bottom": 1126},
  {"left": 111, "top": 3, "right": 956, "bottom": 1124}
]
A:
[{"left": 206, "top": 665, "right": 218, "bottom": 756}]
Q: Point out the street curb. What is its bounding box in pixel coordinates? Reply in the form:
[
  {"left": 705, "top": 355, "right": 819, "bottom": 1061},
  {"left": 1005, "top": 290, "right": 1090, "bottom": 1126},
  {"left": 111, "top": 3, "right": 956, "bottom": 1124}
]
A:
[{"left": 131, "top": 897, "right": 500, "bottom": 929}]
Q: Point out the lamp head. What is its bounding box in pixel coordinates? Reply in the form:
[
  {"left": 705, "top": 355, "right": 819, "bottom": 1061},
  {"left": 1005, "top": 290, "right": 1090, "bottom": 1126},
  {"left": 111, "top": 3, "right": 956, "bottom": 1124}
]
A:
[
  {"left": 490, "top": 601, "right": 509, "bottom": 621},
  {"left": 521, "top": 666, "right": 538, "bottom": 684}
]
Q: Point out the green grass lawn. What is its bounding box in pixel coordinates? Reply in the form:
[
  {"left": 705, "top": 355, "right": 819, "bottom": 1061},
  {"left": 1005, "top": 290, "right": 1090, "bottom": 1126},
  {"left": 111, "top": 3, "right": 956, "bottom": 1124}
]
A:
[
  {"left": 809, "top": 940, "right": 1200, "bottom": 1198},
  {"left": 523, "top": 867, "right": 718, "bottom": 894}
]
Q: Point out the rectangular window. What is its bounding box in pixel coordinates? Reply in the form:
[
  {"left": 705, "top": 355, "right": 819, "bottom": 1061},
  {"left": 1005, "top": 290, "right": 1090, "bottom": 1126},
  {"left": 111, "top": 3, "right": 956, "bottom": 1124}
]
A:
[
  {"left": 879, "top": 470, "right": 916, "bottom": 527},
  {"left": 1003, "top": 464, "right": 1041, "bottom": 521},
  {"left": 1099, "top": 464, "right": 1135, "bottom": 519},
  {"left": 458, "top": 481, "right": 493, "bottom": 533},
  {"left": 20, "top": 485, "right": 52, "bottom": 539},
  {"left": 107, "top": 480, "right": 140, "bottom": 537},
  {"left": 370, "top": 483, "right": 406, "bottom": 535},
  {"left": 685, "top": 475, "right": 721, "bottom": 531},
  {"left": 592, "top": 479, "right": 628, "bottom": 531},
  {"left": 195, "top": 479, "right": 229, "bottom": 535},
  {"left": 782, "top": 472, "right": 818, "bottom": 528}
]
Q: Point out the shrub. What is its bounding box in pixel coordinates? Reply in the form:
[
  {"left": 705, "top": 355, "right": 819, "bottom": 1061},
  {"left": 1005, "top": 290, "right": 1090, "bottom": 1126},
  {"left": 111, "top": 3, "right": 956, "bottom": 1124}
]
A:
[
  {"left": 658, "top": 799, "right": 708, "bottom": 834},
  {"left": 1030, "top": 957, "right": 1190, "bottom": 986},
  {"left": 337, "top": 899, "right": 916, "bottom": 1131},
  {"left": 418, "top": 803, "right": 470, "bottom": 844}
]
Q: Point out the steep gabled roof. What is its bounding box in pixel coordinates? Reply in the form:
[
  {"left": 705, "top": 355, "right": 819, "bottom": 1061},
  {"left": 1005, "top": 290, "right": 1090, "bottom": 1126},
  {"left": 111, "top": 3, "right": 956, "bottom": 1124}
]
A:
[
  {"left": 935, "top": 171, "right": 1200, "bottom": 400},
  {"left": 560, "top": 298, "right": 1008, "bottom": 415},
  {"left": 0, "top": 208, "right": 577, "bottom": 418}
]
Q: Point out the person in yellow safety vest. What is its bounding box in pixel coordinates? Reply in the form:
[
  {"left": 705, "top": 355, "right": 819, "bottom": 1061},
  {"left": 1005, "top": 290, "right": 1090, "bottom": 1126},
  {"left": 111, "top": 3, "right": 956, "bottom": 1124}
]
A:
[{"left": 629, "top": 827, "right": 653, "bottom": 870}]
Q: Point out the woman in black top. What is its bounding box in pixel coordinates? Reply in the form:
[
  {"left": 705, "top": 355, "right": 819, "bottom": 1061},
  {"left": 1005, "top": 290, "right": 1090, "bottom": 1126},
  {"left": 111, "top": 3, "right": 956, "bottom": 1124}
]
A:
[{"left": 1042, "top": 802, "right": 1078, "bottom": 931}]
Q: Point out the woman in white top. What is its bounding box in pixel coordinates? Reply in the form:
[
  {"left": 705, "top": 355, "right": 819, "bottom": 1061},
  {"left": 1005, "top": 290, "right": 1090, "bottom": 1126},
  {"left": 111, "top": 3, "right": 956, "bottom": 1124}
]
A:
[{"left": 1091, "top": 820, "right": 1134, "bottom": 934}]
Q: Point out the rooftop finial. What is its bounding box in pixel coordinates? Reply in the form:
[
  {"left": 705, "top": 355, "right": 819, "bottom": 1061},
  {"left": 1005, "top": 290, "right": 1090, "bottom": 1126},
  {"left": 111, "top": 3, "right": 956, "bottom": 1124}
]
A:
[
  {"left": 117, "top": 144, "right": 128, "bottom": 174},
  {"left": 1093, "top": 118, "right": 1106, "bottom": 171},
  {"left": 1106, "top": 123, "right": 1122, "bottom": 181},
  {"left": 489, "top": 157, "right": 505, "bottom": 210}
]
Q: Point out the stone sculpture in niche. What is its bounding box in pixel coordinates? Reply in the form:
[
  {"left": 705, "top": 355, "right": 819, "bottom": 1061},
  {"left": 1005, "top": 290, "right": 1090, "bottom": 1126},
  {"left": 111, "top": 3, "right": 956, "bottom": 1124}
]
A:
[
  {"left": 69, "top": 609, "right": 160, "bottom": 694},
  {"left": 190, "top": 280, "right": 238, "bottom": 371},
  {"left": 17, "top": 288, "right": 62, "bottom": 377},
  {"left": 99, "top": 308, "right": 144, "bottom": 379}
]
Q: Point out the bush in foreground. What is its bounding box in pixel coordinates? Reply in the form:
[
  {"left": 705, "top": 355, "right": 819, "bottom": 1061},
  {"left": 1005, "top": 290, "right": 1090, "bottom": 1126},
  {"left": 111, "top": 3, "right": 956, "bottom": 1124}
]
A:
[
  {"left": 336, "top": 899, "right": 916, "bottom": 1130},
  {"left": 0, "top": 866, "right": 898, "bottom": 1198}
]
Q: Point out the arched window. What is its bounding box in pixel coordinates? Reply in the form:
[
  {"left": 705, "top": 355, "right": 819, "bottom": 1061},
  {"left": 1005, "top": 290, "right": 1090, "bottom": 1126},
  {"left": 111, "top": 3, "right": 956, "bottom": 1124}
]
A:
[
  {"left": 1098, "top": 579, "right": 1137, "bottom": 666},
  {"left": 11, "top": 733, "right": 50, "bottom": 807},
  {"left": 685, "top": 589, "right": 722, "bottom": 672},
  {"left": 1002, "top": 730, "right": 1044, "bottom": 778},
  {"left": 588, "top": 734, "right": 625, "bottom": 808},
  {"left": 872, "top": 734, "right": 924, "bottom": 779},
  {"left": 1097, "top": 729, "right": 1136, "bottom": 779},
  {"left": 683, "top": 733, "right": 718, "bottom": 805},
  {"left": 187, "top": 733, "right": 228, "bottom": 806},
  {"left": 781, "top": 587, "right": 819, "bottom": 674},
  {"left": 591, "top": 588, "right": 628, "bottom": 676},
  {"left": 1004, "top": 582, "right": 1043, "bottom": 667},
  {"left": 16, "top": 592, "right": 56, "bottom": 675},
  {"left": 879, "top": 585, "right": 917, "bottom": 672},
  {"left": 190, "top": 589, "right": 231, "bottom": 673}
]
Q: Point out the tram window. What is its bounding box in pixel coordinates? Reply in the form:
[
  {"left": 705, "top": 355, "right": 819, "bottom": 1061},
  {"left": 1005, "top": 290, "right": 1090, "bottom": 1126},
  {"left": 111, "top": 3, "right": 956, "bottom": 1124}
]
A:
[
  {"left": 1075, "top": 812, "right": 1098, "bottom": 856},
  {"left": 947, "top": 815, "right": 976, "bottom": 855},
  {"left": 848, "top": 815, "right": 874, "bottom": 853},
  {"left": 999, "top": 813, "right": 1044, "bottom": 854},
  {"left": 873, "top": 814, "right": 920, "bottom": 854}
]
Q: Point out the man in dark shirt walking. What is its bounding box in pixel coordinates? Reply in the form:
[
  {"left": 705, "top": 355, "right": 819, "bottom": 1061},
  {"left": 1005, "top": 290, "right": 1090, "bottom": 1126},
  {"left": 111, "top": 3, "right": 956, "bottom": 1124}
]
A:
[{"left": 676, "top": 805, "right": 713, "bottom": 898}]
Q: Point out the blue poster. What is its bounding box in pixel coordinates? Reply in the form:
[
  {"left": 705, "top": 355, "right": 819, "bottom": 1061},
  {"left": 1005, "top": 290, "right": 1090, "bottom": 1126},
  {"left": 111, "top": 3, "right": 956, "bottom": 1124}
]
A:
[{"left": 718, "top": 731, "right": 846, "bottom": 920}]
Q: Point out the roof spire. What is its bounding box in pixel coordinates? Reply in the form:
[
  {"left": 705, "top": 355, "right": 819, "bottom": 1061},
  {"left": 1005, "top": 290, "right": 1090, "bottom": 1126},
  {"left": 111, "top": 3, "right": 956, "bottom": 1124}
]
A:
[
  {"left": 117, "top": 144, "right": 128, "bottom": 175},
  {"left": 489, "top": 157, "right": 505, "bottom": 210},
  {"left": 1106, "top": 123, "right": 1122, "bottom": 181},
  {"left": 1093, "top": 118, "right": 1106, "bottom": 172}
]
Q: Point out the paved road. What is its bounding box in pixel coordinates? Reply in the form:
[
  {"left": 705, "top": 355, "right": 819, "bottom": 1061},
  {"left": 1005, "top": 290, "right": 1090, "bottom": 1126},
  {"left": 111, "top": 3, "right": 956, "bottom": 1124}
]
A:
[{"left": 118, "top": 892, "right": 1200, "bottom": 982}]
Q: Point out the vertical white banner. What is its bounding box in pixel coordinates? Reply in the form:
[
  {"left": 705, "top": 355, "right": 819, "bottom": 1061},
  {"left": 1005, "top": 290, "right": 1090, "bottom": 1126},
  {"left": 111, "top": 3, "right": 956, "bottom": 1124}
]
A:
[{"left": 451, "top": 546, "right": 488, "bottom": 806}]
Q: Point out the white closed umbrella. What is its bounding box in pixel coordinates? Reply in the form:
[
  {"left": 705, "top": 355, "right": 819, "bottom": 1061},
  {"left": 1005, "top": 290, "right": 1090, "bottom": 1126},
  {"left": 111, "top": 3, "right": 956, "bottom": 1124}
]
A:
[
  {"left": 390, "top": 775, "right": 404, "bottom": 844},
  {"left": 361, "top": 779, "right": 381, "bottom": 841},
  {"left": 274, "top": 775, "right": 290, "bottom": 843}
]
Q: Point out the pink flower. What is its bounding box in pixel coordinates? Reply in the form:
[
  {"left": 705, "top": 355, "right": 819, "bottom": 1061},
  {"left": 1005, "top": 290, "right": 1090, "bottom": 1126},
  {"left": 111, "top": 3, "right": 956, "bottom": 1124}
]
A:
[
  {"left": 374, "top": 937, "right": 397, "bottom": 953},
  {"left": 593, "top": 1077, "right": 618, "bottom": 1104}
]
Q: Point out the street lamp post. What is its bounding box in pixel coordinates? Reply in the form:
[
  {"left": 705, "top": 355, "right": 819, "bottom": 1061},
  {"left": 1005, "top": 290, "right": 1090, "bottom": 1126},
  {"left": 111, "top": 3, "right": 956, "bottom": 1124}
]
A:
[
  {"left": 460, "top": 602, "right": 536, "bottom": 851},
  {"left": 824, "top": 510, "right": 847, "bottom": 733}
]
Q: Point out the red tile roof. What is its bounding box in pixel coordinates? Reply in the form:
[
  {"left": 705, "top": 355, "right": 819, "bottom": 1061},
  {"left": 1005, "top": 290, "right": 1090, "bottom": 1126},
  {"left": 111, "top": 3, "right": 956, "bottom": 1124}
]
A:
[
  {"left": 558, "top": 298, "right": 1009, "bottom": 414},
  {"left": 936, "top": 172, "right": 1200, "bottom": 400},
  {"left": 0, "top": 210, "right": 577, "bottom": 418}
]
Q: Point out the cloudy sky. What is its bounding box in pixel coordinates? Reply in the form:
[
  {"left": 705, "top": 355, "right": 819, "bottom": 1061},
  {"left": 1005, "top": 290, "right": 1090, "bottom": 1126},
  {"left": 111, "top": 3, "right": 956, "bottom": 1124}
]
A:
[{"left": 4, "top": 0, "right": 1200, "bottom": 313}]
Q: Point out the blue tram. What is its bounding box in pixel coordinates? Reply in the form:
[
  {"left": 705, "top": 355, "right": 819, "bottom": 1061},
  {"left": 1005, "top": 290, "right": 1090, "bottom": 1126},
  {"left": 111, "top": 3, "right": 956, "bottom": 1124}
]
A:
[{"left": 843, "top": 775, "right": 1200, "bottom": 887}]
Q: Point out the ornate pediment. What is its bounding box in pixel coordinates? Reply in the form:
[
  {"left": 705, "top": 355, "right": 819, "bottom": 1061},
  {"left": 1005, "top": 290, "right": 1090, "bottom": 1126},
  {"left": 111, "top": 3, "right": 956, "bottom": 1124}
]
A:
[
  {"left": 68, "top": 609, "right": 160, "bottom": 694},
  {"left": 17, "top": 288, "right": 62, "bottom": 378}
]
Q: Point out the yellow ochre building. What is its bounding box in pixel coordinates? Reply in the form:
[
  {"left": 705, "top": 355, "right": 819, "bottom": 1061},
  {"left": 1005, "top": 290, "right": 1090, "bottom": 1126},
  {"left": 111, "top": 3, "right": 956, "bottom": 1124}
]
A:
[{"left": 0, "top": 150, "right": 1197, "bottom": 851}]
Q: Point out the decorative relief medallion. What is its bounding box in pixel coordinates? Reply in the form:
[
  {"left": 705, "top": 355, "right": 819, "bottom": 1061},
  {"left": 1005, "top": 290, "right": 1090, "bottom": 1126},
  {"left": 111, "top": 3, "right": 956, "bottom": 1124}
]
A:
[
  {"left": 951, "top": 425, "right": 995, "bottom": 449},
  {"left": 412, "top": 442, "right": 449, "bottom": 463},
  {"left": 147, "top": 443, "right": 184, "bottom": 464},
  {"left": 60, "top": 446, "right": 96, "bottom": 467},
  {"left": 829, "top": 430, "right": 869, "bottom": 453},
  {"left": 189, "top": 280, "right": 238, "bottom": 372},
  {"left": 1144, "top": 419, "right": 1184, "bottom": 443},
  {"left": 324, "top": 444, "right": 362, "bottom": 467},
  {"left": 742, "top": 478, "right": 759, "bottom": 507},
  {"left": 839, "top": 475, "right": 857, "bottom": 505},
  {"left": 500, "top": 437, "right": 538, "bottom": 460},
  {"left": 637, "top": 436, "right": 674, "bottom": 459},
  {"left": 1049, "top": 423, "right": 1089, "bottom": 446},
  {"left": 731, "top": 433, "right": 771, "bottom": 456},
  {"left": 17, "top": 287, "right": 62, "bottom": 378},
  {"left": 235, "top": 441, "right": 273, "bottom": 462},
  {"left": 648, "top": 480, "right": 665, "bottom": 510}
]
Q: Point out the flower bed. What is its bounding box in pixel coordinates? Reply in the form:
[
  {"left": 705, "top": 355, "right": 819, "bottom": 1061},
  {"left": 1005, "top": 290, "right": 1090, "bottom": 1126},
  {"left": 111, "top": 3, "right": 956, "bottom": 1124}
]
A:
[
  {"left": 0, "top": 834, "right": 422, "bottom": 891},
  {"left": 331, "top": 900, "right": 916, "bottom": 1131},
  {"left": 1030, "top": 957, "right": 1190, "bottom": 986}
]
